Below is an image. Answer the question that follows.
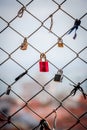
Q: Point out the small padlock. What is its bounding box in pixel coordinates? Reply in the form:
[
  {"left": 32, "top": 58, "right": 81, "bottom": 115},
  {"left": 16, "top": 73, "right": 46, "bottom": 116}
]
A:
[
  {"left": 6, "top": 86, "right": 11, "bottom": 95},
  {"left": 39, "top": 53, "right": 49, "bottom": 72},
  {"left": 40, "top": 119, "right": 51, "bottom": 130},
  {"left": 58, "top": 37, "right": 63, "bottom": 47},
  {"left": 20, "top": 38, "right": 28, "bottom": 50},
  {"left": 54, "top": 69, "right": 63, "bottom": 82}
]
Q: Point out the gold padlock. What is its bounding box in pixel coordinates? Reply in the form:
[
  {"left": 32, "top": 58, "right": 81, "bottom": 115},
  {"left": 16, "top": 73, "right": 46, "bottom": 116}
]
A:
[
  {"left": 20, "top": 38, "right": 28, "bottom": 50},
  {"left": 58, "top": 37, "right": 64, "bottom": 47}
]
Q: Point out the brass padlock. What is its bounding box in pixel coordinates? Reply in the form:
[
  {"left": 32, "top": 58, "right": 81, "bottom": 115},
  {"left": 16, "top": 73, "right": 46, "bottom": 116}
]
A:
[
  {"left": 20, "top": 38, "right": 28, "bottom": 50},
  {"left": 58, "top": 37, "right": 63, "bottom": 47},
  {"left": 39, "top": 53, "right": 49, "bottom": 72},
  {"left": 54, "top": 69, "right": 63, "bottom": 82}
]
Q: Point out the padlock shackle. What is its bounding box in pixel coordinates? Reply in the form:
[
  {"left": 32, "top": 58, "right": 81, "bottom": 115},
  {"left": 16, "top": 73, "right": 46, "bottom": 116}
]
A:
[
  {"left": 40, "top": 53, "right": 46, "bottom": 61},
  {"left": 57, "top": 69, "right": 63, "bottom": 74},
  {"left": 58, "top": 37, "right": 63, "bottom": 43},
  {"left": 24, "top": 37, "right": 27, "bottom": 43}
]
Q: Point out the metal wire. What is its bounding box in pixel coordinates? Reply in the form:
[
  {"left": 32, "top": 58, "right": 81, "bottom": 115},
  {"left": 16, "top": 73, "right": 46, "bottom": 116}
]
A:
[{"left": 0, "top": 0, "right": 87, "bottom": 130}]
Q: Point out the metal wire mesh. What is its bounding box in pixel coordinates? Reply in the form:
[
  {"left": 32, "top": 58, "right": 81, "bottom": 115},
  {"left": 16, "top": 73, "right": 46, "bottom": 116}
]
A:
[{"left": 0, "top": 0, "right": 87, "bottom": 130}]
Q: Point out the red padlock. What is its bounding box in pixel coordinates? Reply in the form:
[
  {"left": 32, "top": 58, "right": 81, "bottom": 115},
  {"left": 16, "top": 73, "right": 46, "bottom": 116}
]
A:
[{"left": 39, "top": 53, "right": 49, "bottom": 72}]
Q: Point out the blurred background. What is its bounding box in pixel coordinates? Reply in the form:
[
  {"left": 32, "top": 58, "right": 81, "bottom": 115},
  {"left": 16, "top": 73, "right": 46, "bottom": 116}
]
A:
[{"left": 0, "top": 0, "right": 87, "bottom": 130}]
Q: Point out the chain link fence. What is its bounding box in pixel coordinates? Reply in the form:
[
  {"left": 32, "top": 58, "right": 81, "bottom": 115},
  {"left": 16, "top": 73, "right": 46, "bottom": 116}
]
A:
[{"left": 0, "top": 0, "right": 87, "bottom": 130}]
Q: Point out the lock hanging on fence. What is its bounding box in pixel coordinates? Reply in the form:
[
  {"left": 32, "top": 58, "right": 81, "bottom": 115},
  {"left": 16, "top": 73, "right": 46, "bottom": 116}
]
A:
[
  {"left": 20, "top": 38, "right": 28, "bottom": 50},
  {"left": 6, "top": 86, "right": 11, "bottom": 95},
  {"left": 39, "top": 53, "right": 49, "bottom": 72},
  {"left": 39, "top": 119, "right": 51, "bottom": 130},
  {"left": 54, "top": 69, "right": 63, "bottom": 82},
  {"left": 57, "top": 37, "right": 64, "bottom": 47}
]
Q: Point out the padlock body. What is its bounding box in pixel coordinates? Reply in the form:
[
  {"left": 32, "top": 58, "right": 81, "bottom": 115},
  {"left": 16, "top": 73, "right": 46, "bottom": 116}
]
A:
[
  {"left": 6, "top": 89, "right": 10, "bottom": 95},
  {"left": 39, "top": 61, "right": 49, "bottom": 72},
  {"left": 58, "top": 43, "right": 63, "bottom": 47},
  {"left": 54, "top": 74, "right": 61, "bottom": 82},
  {"left": 20, "top": 43, "right": 28, "bottom": 50}
]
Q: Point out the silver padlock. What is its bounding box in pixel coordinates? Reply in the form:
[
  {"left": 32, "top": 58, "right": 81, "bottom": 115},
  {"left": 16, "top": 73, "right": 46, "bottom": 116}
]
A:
[{"left": 54, "top": 69, "right": 63, "bottom": 82}]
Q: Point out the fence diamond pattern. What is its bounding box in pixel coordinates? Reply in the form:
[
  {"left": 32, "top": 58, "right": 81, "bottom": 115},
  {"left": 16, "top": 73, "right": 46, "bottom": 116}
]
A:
[{"left": 0, "top": 0, "right": 87, "bottom": 130}]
